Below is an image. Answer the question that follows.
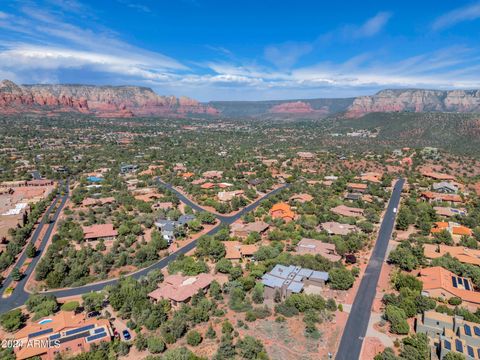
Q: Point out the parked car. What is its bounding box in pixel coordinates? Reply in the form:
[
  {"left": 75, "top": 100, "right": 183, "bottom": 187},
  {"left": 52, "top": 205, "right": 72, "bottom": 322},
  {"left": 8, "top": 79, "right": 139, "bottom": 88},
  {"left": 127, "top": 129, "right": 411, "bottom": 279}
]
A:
[
  {"left": 87, "top": 311, "right": 100, "bottom": 318},
  {"left": 122, "top": 330, "right": 131, "bottom": 341}
]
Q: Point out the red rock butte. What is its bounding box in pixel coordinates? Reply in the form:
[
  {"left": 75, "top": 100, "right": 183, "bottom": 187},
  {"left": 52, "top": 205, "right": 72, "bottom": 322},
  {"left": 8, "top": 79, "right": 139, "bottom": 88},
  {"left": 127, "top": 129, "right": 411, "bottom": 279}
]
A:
[{"left": 0, "top": 79, "right": 218, "bottom": 118}]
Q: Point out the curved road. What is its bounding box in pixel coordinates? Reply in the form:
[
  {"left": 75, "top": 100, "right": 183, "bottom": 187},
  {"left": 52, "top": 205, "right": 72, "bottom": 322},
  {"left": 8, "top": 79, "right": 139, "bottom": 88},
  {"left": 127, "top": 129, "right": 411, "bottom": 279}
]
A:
[
  {"left": 0, "top": 180, "right": 69, "bottom": 313},
  {"left": 0, "top": 178, "right": 288, "bottom": 313},
  {"left": 335, "top": 178, "right": 405, "bottom": 360}
]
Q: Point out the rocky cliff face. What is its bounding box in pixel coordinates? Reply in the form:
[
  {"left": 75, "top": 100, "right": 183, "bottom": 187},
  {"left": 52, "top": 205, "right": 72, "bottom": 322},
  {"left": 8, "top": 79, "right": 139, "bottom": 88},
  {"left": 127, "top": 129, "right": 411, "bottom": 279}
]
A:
[
  {"left": 0, "top": 80, "right": 218, "bottom": 117},
  {"left": 346, "top": 89, "right": 480, "bottom": 118}
]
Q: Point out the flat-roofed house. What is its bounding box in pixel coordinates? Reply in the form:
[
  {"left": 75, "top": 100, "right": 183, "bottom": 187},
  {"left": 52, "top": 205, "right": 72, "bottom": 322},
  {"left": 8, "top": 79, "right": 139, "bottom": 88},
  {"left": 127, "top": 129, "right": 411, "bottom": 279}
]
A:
[
  {"left": 217, "top": 190, "right": 244, "bottom": 202},
  {"left": 418, "top": 266, "right": 480, "bottom": 308},
  {"left": 416, "top": 310, "right": 480, "bottom": 358},
  {"left": 230, "top": 221, "right": 269, "bottom": 238},
  {"left": 148, "top": 273, "right": 215, "bottom": 307},
  {"left": 261, "top": 264, "right": 329, "bottom": 301},
  {"left": 331, "top": 205, "right": 364, "bottom": 218},
  {"left": 424, "top": 244, "right": 480, "bottom": 266},
  {"left": 14, "top": 311, "right": 112, "bottom": 360},
  {"left": 120, "top": 164, "right": 138, "bottom": 174},
  {"left": 295, "top": 238, "right": 341, "bottom": 262},
  {"left": 319, "top": 222, "right": 359, "bottom": 236},
  {"left": 82, "top": 224, "right": 117, "bottom": 242},
  {"left": 434, "top": 207, "right": 467, "bottom": 218},
  {"left": 433, "top": 182, "right": 459, "bottom": 194}
]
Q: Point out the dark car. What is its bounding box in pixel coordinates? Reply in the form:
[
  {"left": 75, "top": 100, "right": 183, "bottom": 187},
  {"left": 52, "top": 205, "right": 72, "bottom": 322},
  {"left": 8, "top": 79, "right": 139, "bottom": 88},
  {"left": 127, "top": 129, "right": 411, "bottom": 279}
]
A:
[
  {"left": 122, "top": 330, "right": 131, "bottom": 341},
  {"left": 87, "top": 311, "right": 101, "bottom": 318}
]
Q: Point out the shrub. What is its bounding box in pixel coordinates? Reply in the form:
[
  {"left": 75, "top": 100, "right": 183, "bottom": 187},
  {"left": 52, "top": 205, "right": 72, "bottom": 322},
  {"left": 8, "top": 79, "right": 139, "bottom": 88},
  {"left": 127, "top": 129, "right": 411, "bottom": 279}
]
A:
[
  {"left": 385, "top": 305, "right": 410, "bottom": 335},
  {"left": 329, "top": 268, "right": 355, "bottom": 290},
  {"left": 448, "top": 297, "right": 462, "bottom": 306},
  {"left": 147, "top": 336, "right": 166, "bottom": 354},
  {"left": 186, "top": 330, "right": 202, "bottom": 346}
]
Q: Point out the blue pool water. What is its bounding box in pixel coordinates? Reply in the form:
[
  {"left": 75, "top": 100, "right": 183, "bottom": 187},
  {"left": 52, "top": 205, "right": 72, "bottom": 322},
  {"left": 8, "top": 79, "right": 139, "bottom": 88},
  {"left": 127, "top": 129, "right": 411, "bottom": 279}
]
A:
[{"left": 86, "top": 176, "right": 104, "bottom": 183}]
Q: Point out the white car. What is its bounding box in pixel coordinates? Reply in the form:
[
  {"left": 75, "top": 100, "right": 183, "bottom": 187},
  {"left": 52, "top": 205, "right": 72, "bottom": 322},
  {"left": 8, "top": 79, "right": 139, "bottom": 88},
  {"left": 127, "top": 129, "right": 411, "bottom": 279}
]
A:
[{"left": 393, "top": 207, "right": 397, "bottom": 213}]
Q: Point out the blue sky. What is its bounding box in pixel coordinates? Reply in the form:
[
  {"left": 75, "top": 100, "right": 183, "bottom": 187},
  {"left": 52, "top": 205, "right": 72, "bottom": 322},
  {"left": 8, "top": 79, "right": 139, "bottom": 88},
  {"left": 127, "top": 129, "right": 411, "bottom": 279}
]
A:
[{"left": 1, "top": 0, "right": 480, "bottom": 100}]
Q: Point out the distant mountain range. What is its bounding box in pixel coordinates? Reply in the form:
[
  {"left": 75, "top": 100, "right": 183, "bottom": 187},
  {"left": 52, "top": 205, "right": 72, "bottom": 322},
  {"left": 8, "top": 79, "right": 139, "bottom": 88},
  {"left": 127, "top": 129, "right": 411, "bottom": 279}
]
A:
[
  {"left": 1, "top": 79, "right": 480, "bottom": 118},
  {"left": 0, "top": 80, "right": 218, "bottom": 117}
]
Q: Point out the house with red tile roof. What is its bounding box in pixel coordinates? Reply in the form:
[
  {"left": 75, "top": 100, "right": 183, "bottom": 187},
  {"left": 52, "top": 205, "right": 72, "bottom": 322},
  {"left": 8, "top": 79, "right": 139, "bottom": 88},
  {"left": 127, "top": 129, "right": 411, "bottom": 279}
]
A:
[
  {"left": 431, "top": 221, "right": 473, "bottom": 237},
  {"left": 200, "top": 182, "right": 216, "bottom": 189},
  {"left": 359, "top": 172, "right": 383, "bottom": 183},
  {"left": 202, "top": 170, "right": 223, "bottom": 179},
  {"left": 420, "top": 170, "right": 456, "bottom": 181},
  {"left": 224, "top": 241, "right": 258, "bottom": 261},
  {"left": 418, "top": 266, "right": 480, "bottom": 307},
  {"left": 269, "top": 202, "right": 296, "bottom": 222},
  {"left": 82, "top": 224, "right": 118, "bottom": 241},
  {"left": 148, "top": 273, "right": 215, "bottom": 306},
  {"left": 420, "top": 191, "right": 463, "bottom": 204},
  {"left": 347, "top": 183, "right": 368, "bottom": 193},
  {"left": 424, "top": 244, "right": 480, "bottom": 267},
  {"left": 181, "top": 172, "right": 195, "bottom": 179},
  {"left": 14, "top": 311, "right": 112, "bottom": 360}
]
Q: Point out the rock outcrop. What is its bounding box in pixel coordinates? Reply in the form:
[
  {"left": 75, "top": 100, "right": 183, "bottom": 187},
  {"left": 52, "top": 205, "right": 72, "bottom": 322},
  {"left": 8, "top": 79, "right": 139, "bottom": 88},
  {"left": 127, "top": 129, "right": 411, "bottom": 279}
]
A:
[
  {"left": 346, "top": 89, "right": 480, "bottom": 118},
  {"left": 269, "top": 101, "right": 322, "bottom": 114},
  {"left": 0, "top": 80, "right": 218, "bottom": 117}
]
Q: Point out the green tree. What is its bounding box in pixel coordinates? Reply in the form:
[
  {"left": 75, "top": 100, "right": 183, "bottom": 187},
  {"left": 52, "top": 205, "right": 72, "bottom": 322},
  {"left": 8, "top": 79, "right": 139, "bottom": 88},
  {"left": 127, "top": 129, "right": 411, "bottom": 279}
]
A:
[
  {"left": 252, "top": 283, "right": 264, "bottom": 304},
  {"left": 0, "top": 309, "right": 25, "bottom": 332},
  {"left": 329, "top": 268, "right": 355, "bottom": 290},
  {"left": 186, "top": 330, "right": 202, "bottom": 346},
  {"left": 26, "top": 243, "right": 37, "bottom": 258},
  {"left": 82, "top": 292, "right": 105, "bottom": 312},
  {"left": 385, "top": 305, "right": 409, "bottom": 335},
  {"left": 147, "top": 336, "right": 166, "bottom": 354},
  {"left": 206, "top": 324, "right": 216, "bottom": 339},
  {"left": 237, "top": 336, "right": 268, "bottom": 359},
  {"left": 11, "top": 267, "right": 22, "bottom": 281}
]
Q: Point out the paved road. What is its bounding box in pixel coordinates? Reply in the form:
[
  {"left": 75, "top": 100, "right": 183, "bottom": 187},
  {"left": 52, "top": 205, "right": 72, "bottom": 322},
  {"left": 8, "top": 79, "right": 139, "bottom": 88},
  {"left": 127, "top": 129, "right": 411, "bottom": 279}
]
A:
[
  {"left": 335, "top": 178, "right": 405, "bottom": 360},
  {"left": 0, "top": 179, "right": 287, "bottom": 313},
  {"left": 0, "top": 180, "right": 69, "bottom": 313}
]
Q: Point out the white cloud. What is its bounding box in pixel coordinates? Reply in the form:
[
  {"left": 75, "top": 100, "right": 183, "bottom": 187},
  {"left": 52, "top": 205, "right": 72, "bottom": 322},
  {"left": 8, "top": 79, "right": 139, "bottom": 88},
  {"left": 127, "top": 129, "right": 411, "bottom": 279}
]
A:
[
  {"left": 263, "top": 12, "right": 391, "bottom": 70},
  {"left": 432, "top": 2, "right": 480, "bottom": 30},
  {"left": 264, "top": 41, "right": 313, "bottom": 69},
  {"left": 355, "top": 12, "right": 392, "bottom": 37}
]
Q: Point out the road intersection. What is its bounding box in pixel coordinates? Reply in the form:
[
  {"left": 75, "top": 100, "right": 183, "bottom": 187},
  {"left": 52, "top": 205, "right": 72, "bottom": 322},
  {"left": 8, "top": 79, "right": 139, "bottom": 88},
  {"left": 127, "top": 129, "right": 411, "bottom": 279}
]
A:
[{"left": 0, "top": 178, "right": 287, "bottom": 314}]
